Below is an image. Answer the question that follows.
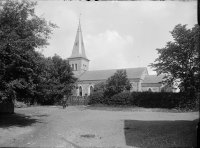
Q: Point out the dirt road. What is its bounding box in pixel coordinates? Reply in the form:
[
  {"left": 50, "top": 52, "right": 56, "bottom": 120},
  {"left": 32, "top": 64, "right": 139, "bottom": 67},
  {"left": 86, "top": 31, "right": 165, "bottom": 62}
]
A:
[{"left": 0, "top": 106, "right": 198, "bottom": 148}]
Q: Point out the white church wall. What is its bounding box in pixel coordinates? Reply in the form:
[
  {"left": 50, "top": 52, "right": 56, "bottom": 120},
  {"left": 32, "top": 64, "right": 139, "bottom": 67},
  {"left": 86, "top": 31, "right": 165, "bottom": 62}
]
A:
[
  {"left": 130, "top": 82, "right": 137, "bottom": 92},
  {"left": 72, "top": 84, "right": 95, "bottom": 96},
  {"left": 141, "top": 83, "right": 162, "bottom": 92},
  {"left": 81, "top": 59, "right": 89, "bottom": 73},
  {"left": 142, "top": 87, "right": 160, "bottom": 92},
  {"left": 137, "top": 80, "right": 142, "bottom": 92}
]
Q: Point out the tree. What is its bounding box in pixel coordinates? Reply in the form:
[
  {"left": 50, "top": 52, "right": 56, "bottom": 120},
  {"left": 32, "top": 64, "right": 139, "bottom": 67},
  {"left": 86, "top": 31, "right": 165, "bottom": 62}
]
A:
[
  {"left": 149, "top": 24, "right": 200, "bottom": 92},
  {"left": 0, "top": 0, "right": 57, "bottom": 102},
  {"left": 104, "top": 69, "right": 131, "bottom": 97},
  {"left": 45, "top": 54, "right": 77, "bottom": 103},
  {"left": 93, "top": 82, "right": 106, "bottom": 93}
]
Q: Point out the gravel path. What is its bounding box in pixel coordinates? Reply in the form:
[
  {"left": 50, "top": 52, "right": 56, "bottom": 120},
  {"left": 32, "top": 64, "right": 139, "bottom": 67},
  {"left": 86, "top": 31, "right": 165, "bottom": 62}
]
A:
[{"left": 0, "top": 106, "right": 198, "bottom": 148}]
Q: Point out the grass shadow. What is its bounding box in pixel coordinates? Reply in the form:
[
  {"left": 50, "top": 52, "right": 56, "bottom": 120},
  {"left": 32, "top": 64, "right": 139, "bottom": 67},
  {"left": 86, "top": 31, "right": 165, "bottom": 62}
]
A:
[
  {"left": 124, "top": 119, "right": 198, "bottom": 148},
  {"left": 0, "top": 113, "right": 42, "bottom": 128}
]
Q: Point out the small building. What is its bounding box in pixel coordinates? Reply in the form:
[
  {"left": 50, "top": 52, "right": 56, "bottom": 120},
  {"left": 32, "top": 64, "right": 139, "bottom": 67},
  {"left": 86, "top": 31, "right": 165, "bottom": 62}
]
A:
[{"left": 68, "top": 20, "right": 165, "bottom": 96}]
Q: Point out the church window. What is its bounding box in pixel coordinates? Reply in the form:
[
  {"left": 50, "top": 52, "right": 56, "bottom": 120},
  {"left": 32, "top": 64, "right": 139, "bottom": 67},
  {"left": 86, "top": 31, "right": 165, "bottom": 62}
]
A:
[
  {"left": 75, "top": 42, "right": 78, "bottom": 46},
  {"left": 79, "top": 86, "right": 82, "bottom": 96},
  {"left": 148, "top": 88, "right": 152, "bottom": 92},
  {"left": 75, "top": 64, "right": 77, "bottom": 70},
  {"left": 72, "top": 64, "right": 74, "bottom": 70}
]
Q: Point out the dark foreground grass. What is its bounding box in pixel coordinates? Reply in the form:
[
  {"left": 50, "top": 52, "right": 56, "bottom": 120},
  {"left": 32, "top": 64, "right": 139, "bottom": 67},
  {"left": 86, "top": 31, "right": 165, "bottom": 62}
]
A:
[
  {"left": 124, "top": 119, "right": 198, "bottom": 148},
  {"left": 0, "top": 113, "right": 40, "bottom": 128}
]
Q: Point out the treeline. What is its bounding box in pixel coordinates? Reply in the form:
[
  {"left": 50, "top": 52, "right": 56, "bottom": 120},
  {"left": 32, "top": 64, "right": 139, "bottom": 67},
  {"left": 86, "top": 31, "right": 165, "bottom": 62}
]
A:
[{"left": 0, "top": 1, "right": 76, "bottom": 105}]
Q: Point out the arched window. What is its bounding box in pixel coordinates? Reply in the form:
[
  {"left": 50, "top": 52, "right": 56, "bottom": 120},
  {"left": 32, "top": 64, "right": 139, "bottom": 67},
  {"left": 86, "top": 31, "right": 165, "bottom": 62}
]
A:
[
  {"left": 148, "top": 88, "right": 152, "bottom": 92},
  {"left": 79, "top": 86, "right": 82, "bottom": 96},
  {"left": 75, "top": 64, "right": 77, "bottom": 70},
  {"left": 90, "top": 86, "right": 94, "bottom": 94},
  {"left": 72, "top": 64, "right": 74, "bottom": 70}
]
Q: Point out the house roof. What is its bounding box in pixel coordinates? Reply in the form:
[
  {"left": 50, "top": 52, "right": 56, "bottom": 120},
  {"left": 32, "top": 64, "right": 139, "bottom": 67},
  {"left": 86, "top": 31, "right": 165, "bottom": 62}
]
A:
[
  {"left": 78, "top": 67, "right": 147, "bottom": 81},
  {"left": 142, "top": 74, "right": 164, "bottom": 84}
]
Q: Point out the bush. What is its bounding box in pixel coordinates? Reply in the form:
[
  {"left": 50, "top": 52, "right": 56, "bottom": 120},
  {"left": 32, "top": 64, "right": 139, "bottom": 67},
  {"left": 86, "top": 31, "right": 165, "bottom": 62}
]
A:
[
  {"left": 110, "top": 91, "right": 132, "bottom": 106},
  {"left": 104, "top": 69, "right": 131, "bottom": 98},
  {"left": 88, "top": 91, "right": 199, "bottom": 111},
  {"left": 0, "top": 102, "right": 14, "bottom": 114},
  {"left": 132, "top": 92, "right": 176, "bottom": 108},
  {"left": 88, "top": 91, "right": 105, "bottom": 105},
  {"left": 14, "top": 101, "right": 28, "bottom": 108}
]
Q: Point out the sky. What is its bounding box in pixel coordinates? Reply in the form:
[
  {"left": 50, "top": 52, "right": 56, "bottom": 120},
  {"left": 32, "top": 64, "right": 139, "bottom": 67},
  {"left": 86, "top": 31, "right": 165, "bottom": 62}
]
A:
[{"left": 34, "top": 1, "right": 197, "bottom": 75}]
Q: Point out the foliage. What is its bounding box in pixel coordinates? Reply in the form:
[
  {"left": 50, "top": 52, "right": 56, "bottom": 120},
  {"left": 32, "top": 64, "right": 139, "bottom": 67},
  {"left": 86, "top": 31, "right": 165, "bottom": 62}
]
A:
[
  {"left": 38, "top": 54, "right": 77, "bottom": 104},
  {"left": 0, "top": 1, "right": 76, "bottom": 105},
  {"left": 104, "top": 69, "right": 132, "bottom": 98},
  {"left": 149, "top": 24, "right": 200, "bottom": 92},
  {"left": 88, "top": 91, "right": 105, "bottom": 105},
  {"left": 109, "top": 91, "right": 131, "bottom": 106},
  {"left": 93, "top": 82, "right": 106, "bottom": 93},
  {"left": 88, "top": 91, "right": 199, "bottom": 111},
  {"left": 0, "top": 0, "right": 57, "bottom": 102},
  {"left": 14, "top": 101, "right": 28, "bottom": 108}
]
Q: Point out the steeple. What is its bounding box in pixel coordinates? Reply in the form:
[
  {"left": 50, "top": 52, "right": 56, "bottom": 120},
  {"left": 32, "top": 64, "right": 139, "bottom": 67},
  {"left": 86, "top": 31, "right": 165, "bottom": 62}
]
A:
[
  {"left": 68, "top": 15, "right": 89, "bottom": 61},
  {"left": 68, "top": 16, "right": 90, "bottom": 76}
]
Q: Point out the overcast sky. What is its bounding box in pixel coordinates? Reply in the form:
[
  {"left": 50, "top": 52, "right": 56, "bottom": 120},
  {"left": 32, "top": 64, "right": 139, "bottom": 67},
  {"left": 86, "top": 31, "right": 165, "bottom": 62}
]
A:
[{"left": 34, "top": 1, "right": 197, "bottom": 75}]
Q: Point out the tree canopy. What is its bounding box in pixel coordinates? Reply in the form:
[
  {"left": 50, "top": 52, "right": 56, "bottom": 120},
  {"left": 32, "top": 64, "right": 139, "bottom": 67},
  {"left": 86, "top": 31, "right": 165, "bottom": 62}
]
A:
[
  {"left": 104, "top": 69, "right": 131, "bottom": 97},
  {"left": 93, "top": 82, "right": 106, "bottom": 93},
  {"left": 149, "top": 24, "right": 200, "bottom": 92},
  {"left": 0, "top": 1, "right": 76, "bottom": 105}
]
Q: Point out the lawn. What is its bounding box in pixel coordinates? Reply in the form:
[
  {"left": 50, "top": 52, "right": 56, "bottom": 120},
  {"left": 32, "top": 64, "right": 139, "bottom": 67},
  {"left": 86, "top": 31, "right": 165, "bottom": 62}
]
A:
[{"left": 124, "top": 119, "right": 198, "bottom": 148}]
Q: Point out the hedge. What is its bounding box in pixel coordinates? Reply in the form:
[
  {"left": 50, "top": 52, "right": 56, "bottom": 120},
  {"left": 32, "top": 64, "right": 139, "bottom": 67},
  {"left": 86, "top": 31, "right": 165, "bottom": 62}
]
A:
[
  {"left": 88, "top": 91, "right": 199, "bottom": 110},
  {"left": 88, "top": 91, "right": 105, "bottom": 105}
]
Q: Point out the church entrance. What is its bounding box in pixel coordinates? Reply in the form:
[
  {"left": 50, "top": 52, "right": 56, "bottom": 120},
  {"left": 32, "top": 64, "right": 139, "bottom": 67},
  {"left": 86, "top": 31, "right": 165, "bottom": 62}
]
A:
[{"left": 79, "top": 86, "right": 82, "bottom": 96}]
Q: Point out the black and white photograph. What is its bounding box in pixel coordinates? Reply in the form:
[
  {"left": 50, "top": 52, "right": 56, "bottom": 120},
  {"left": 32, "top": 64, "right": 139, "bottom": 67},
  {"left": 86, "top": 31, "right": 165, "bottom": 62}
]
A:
[{"left": 0, "top": 0, "right": 199, "bottom": 148}]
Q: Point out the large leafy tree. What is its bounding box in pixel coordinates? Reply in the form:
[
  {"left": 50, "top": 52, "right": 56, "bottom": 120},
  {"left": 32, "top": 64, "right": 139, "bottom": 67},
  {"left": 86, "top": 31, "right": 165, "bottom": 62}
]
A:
[
  {"left": 149, "top": 24, "right": 199, "bottom": 92},
  {"left": 39, "top": 55, "right": 77, "bottom": 104},
  {"left": 0, "top": 0, "right": 57, "bottom": 102},
  {"left": 104, "top": 69, "right": 131, "bottom": 97}
]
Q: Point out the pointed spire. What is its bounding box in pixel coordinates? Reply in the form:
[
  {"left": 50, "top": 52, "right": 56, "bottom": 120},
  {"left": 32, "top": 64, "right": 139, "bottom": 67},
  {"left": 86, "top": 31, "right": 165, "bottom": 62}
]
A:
[{"left": 68, "top": 16, "right": 89, "bottom": 61}]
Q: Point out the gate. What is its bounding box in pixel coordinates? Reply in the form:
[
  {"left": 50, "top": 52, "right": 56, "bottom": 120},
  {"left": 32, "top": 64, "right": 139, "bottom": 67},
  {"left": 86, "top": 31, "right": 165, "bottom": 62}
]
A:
[{"left": 67, "top": 96, "right": 90, "bottom": 106}]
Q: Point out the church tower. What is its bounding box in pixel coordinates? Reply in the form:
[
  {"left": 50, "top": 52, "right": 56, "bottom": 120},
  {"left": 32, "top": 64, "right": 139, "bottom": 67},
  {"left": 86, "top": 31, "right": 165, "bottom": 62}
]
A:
[{"left": 68, "top": 18, "right": 89, "bottom": 76}]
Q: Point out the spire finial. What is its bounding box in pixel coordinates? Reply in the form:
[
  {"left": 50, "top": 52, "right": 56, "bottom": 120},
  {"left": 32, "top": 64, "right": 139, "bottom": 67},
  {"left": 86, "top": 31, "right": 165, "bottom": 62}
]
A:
[{"left": 79, "top": 13, "right": 81, "bottom": 22}]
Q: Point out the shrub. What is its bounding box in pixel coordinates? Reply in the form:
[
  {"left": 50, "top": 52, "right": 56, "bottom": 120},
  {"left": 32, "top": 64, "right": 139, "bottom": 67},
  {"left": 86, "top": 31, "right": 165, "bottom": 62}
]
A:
[
  {"left": 93, "top": 82, "right": 106, "bottom": 92},
  {"left": 88, "top": 90, "right": 199, "bottom": 111},
  {"left": 110, "top": 91, "right": 132, "bottom": 106},
  {"left": 88, "top": 91, "right": 105, "bottom": 105},
  {"left": 104, "top": 69, "right": 131, "bottom": 98},
  {"left": 132, "top": 92, "right": 175, "bottom": 108},
  {"left": 14, "top": 101, "right": 28, "bottom": 108}
]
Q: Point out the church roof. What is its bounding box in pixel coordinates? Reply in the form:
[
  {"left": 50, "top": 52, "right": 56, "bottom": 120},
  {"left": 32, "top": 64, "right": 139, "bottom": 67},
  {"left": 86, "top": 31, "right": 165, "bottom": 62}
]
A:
[
  {"left": 68, "top": 20, "right": 89, "bottom": 61},
  {"left": 142, "top": 74, "right": 164, "bottom": 83},
  {"left": 78, "top": 67, "right": 147, "bottom": 81}
]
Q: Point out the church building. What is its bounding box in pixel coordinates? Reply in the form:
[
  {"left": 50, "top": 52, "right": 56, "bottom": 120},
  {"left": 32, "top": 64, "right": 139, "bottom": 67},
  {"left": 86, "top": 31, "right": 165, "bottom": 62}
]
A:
[{"left": 68, "top": 20, "right": 164, "bottom": 96}]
